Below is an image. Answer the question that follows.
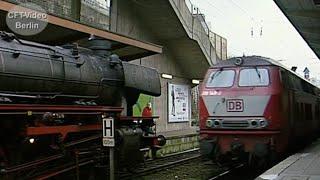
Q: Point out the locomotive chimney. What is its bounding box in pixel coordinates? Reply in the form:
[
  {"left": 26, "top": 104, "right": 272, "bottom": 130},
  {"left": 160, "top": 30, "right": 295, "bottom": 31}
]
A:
[{"left": 80, "top": 35, "right": 112, "bottom": 57}]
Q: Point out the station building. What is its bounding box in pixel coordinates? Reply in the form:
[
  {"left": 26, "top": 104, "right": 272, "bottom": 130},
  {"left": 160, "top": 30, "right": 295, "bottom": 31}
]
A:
[{"left": 0, "top": 0, "right": 227, "bottom": 134}]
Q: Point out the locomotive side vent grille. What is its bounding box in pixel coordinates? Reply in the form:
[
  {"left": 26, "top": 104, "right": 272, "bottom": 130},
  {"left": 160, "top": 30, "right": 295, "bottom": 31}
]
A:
[{"left": 222, "top": 120, "right": 249, "bottom": 128}]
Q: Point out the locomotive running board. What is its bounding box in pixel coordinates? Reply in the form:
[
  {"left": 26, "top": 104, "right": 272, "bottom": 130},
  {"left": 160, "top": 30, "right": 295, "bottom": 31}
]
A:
[
  {"left": 27, "top": 124, "right": 102, "bottom": 139},
  {"left": 0, "top": 104, "right": 123, "bottom": 112},
  {"left": 200, "top": 130, "right": 281, "bottom": 135},
  {"left": 0, "top": 104, "right": 123, "bottom": 139},
  {"left": 120, "top": 116, "right": 159, "bottom": 121}
]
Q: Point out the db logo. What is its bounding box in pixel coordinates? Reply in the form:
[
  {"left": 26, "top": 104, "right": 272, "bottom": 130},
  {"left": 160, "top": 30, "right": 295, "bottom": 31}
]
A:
[{"left": 226, "top": 99, "right": 244, "bottom": 112}]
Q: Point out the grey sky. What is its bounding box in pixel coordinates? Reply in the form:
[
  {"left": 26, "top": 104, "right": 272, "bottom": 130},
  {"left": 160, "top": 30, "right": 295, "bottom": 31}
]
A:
[{"left": 190, "top": 0, "right": 319, "bottom": 78}]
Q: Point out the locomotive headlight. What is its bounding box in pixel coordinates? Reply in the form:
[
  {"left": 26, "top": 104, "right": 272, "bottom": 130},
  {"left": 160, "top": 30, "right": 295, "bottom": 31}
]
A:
[
  {"left": 250, "top": 120, "right": 258, "bottom": 126},
  {"left": 29, "top": 138, "right": 35, "bottom": 144},
  {"left": 206, "top": 120, "right": 214, "bottom": 127},
  {"left": 213, "top": 120, "right": 221, "bottom": 127},
  {"left": 259, "top": 119, "right": 268, "bottom": 127}
]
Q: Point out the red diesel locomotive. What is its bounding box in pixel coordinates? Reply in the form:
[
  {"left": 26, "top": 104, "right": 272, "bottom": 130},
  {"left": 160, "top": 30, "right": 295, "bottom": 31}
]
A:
[{"left": 199, "top": 56, "right": 320, "bottom": 165}]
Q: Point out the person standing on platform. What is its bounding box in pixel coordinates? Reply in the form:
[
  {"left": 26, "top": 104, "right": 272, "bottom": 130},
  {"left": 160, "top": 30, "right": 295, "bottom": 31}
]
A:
[
  {"left": 142, "top": 102, "right": 152, "bottom": 117},
  {"left": 141, "top": 102, "right": 154, "bottom": 136}
]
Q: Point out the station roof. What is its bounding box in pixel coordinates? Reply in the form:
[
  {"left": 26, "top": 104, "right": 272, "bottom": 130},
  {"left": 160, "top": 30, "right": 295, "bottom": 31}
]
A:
[
  {"left": 0, "top": 1, "right": 162, "bottom": 61},
  {"left": 274, "top": 0, "right": 320, "bottom": 59}
]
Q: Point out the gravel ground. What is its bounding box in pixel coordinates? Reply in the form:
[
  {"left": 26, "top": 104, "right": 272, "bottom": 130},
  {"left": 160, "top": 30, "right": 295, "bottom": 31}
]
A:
[{"left": 132, "top": 158, "right": 224, "bottom": 180}]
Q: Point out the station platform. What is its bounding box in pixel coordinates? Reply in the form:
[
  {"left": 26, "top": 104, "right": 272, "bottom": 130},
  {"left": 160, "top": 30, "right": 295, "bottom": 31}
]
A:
[
  {"left": 158, "top": 127, "right": 199, "bottom": 138},
  {"left": 257, "top": 138, "right": 320, "bottom": 180},
  {"left": 156, "top": 127, "right": 199, "bottom": 157}
]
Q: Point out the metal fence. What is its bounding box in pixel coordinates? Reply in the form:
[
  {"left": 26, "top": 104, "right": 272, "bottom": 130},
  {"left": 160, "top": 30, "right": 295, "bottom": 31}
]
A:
[
  {"left": 172, "top": 0, "right": 228, "bottom": 61},
  {"left": 185, "top": 0, "right": 210, "bottom": 36},
  {"left": 171, "top": 0, "right": 216, "bottom": 63}
]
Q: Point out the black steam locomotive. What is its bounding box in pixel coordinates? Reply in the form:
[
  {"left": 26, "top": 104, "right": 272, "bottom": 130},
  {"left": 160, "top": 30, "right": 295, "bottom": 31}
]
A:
[{"left": 0, "top": 31, "right": 165, "bottom": 179}]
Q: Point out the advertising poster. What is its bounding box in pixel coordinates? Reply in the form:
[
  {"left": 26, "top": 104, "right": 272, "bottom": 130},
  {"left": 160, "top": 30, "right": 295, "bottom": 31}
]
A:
[
  {"left": 168, "top": 83, "right": 190, "bottom": 122},
  {"left": 133, "top": 94, "right": 154, "bottom": 116}
]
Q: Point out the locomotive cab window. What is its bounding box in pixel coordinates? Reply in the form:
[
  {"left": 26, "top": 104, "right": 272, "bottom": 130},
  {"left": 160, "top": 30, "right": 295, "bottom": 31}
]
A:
[
  {"left": 206, "top": 69, "right": 235, "bottom": 88},
  {"left": 239, "top": 68, "right": 269, "bottom": 86}
]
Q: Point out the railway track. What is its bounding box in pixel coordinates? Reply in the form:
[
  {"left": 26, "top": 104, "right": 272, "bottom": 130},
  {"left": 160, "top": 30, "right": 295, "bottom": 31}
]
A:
[
  {"left": 3, "top": 146, "right": 259, "bottom": 180},
  {"left": 120, "top": 148, "right": 201, "bottom": 179},
  {"left": 134, "top": 154, "right": 264, "bottom": 180},
  {"left": 207, "top": 163, "right": 245, "bottom": 180},
  {"left": 208, "top": 162, "right": 269, "bottom": 180}
]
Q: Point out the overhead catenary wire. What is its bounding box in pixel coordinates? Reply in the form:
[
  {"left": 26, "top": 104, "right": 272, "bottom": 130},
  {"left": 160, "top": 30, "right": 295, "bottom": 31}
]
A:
[{"left": 227, "top": 0, "right": 264, "bottom": 37}]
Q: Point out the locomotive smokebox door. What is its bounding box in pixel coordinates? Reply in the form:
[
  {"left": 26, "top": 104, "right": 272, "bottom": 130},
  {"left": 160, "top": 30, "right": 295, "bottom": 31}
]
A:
[{"left": 122, "top": 62, "right": 161, "bottom": 97}]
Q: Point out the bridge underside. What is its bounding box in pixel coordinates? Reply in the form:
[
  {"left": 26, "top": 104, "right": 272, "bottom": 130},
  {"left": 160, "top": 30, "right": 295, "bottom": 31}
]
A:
[{"left": 125, "top": 0, "right": 216, "bottom": 79}]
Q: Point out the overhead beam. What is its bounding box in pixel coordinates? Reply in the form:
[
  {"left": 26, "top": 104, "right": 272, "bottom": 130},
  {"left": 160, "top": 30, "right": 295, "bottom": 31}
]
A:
[
  {"left": 301, "top": 31, "right": 320, "bottom": 40},
  {"left": 110, "top": 43, "right": 129, "bottom": 50},
  {"left": 309, "top": 42, "right": 320, "bottom": 49},
  {"left": 295, "top": 24, "right": 320, "bottom": 30},
  {"left": 300, "top": 27, "right": 320, "bottom": 35},
  {"left": 287, "top": 9, "right": 320, "bottom": 18},
  {"left": 120, "top": 51, "right": 156, "bottom": 61},
  {"left": 311, "top": 47, "right": 320, "bottom": 53},
  {"left": 274, "top": 0, "right": 320, "bottom": 59}
]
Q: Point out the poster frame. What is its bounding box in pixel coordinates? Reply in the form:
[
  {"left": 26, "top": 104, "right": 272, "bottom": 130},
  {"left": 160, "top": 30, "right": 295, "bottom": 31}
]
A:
[{"left": 167, "top": 82, "right": 191, "bottom": 123}]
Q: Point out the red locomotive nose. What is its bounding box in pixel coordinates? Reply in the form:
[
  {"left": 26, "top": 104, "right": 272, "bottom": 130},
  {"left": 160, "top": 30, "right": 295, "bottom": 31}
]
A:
[
  {"left": 199, "top": 97, "right": 209, "bottom": 129},
  {"left": 199, "top": 56, "right": 296, "bottom": 164}
]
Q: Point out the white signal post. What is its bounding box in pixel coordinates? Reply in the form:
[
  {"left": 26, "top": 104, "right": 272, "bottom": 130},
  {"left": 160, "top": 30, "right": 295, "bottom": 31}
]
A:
[
  {"left": 102, "top": 117, "right": 115, "bottom": 180},
  {"left": 102, "top": 118, "right": 115, "bottom": 146}
]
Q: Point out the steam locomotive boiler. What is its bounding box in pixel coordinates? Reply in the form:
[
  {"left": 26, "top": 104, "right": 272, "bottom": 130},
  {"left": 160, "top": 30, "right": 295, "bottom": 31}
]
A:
[{"left": 0, "top": 31, "right": 165, "bottom": 179}]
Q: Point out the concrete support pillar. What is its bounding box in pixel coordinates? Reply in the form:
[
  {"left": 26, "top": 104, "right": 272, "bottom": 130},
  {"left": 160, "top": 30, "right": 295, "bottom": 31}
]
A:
[
  {"left": 71, "top": 0, "right": 81, "bottom": 21},
  {"left": 110, "top": 0, "right": 118, "bottom": 32}
]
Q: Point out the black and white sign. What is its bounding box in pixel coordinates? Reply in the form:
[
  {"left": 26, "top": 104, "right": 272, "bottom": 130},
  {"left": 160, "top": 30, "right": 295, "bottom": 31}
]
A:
[
  {"left": 226, "top": 99, "right": 244, "bottom": 112},
  {"left": 168, "top": 83, "right": 190, "bottom": 122},
  {"left": 102, "top": 117, "right": 115, "bottom": 147}
]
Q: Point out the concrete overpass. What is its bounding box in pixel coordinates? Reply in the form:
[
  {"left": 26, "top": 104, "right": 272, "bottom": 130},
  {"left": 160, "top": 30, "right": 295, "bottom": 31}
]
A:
[{"left": 111, "top": 0, "right": 227, "bottom": 79}]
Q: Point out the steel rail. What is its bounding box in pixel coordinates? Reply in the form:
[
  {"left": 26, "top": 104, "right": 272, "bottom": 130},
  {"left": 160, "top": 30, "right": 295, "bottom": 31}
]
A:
[
  {"left": 121, "top": 149, "right": 201, "bottom": 179},
  {"left": 207, "top": 163, "right": 245, "bottom": 180},
  {"left": 36, "top": 159, "right": 95, "bottom": 180},
  {"left": 1, "top": 154, "right": 64, "bottom": 174}
]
